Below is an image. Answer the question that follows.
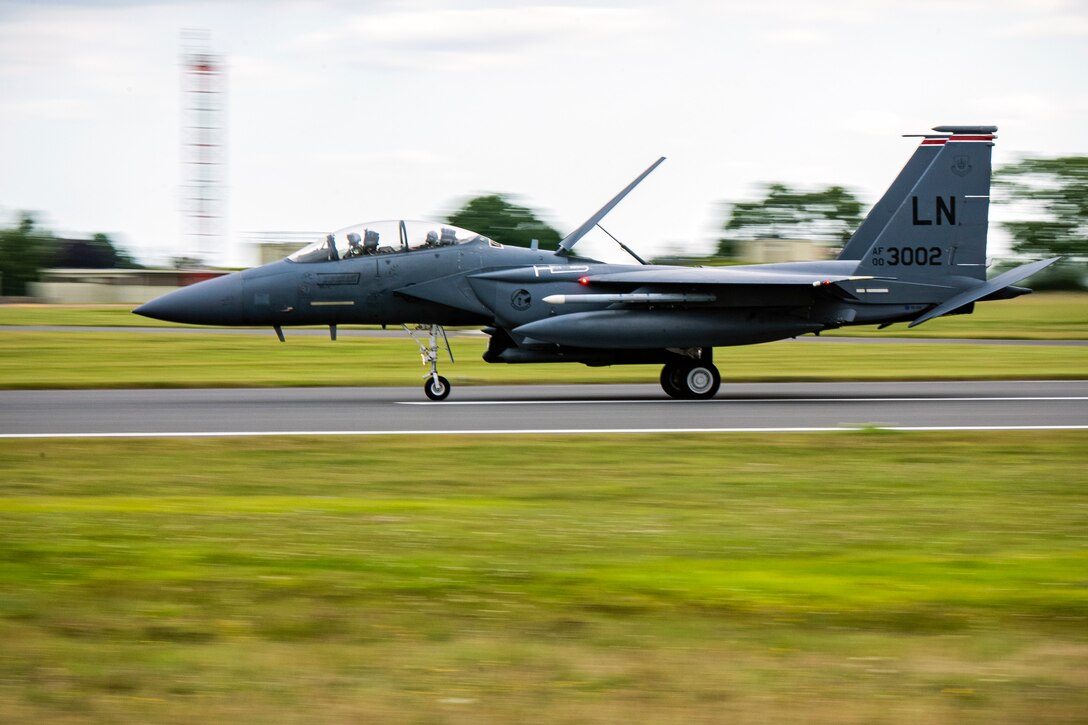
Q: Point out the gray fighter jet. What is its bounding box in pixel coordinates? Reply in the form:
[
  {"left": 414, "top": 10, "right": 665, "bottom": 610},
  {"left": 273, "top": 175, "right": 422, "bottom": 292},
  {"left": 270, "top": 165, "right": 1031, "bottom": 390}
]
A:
[{"left": 135, "top": 126, "right": 1059, "bottom": 400}]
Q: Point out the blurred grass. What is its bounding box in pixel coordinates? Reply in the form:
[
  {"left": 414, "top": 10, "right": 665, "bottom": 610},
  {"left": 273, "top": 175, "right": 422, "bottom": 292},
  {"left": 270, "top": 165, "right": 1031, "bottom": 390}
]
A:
[
  {"left": 0, "top": 431, "right": 1085, "bottom": 722},
  {"left": 0, "top": 330, "right": 1085, "bottom": 389},
  {"left": 828, "top": 292, "right": 1088, "bottom": 339},
  {"left": 0, "top": 304, "right": 178, "bottom": 327},
  {"left": 0, "top": 294, "right": 1084, "bottom": 389},
  {"left": 0, "top": 292, "right": 1086, "bottom": 338}
]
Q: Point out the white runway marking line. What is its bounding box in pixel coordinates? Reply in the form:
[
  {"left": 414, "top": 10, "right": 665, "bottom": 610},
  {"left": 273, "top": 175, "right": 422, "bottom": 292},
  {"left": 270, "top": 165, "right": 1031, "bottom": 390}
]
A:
[
  {"left": 3, "top": 425, "right": 1088, "bottom": 439},
  {"left": 397, "top": 396, "right": 1088, "bottom": 405}
]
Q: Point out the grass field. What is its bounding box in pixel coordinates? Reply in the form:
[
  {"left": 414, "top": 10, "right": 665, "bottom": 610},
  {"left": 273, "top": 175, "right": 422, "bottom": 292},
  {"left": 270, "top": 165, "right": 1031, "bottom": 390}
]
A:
[
  {"left": 829, "top": 292, "right": 1088, "bottom": 339},
  {"left": 0, "top": 431, "right": 1085, "bottom": 723},
  {"left": 1, "top": 292, "right": 1086, "bottom": 338},
  {"left": 2, "top": 300, "right": 1085, "bottom": 720},
  {"left": 0, "top": 293, "right": 1083, "bottom": 390},
  {"left": 1, "top": 330, "right": 1085, "bottom": 389}
]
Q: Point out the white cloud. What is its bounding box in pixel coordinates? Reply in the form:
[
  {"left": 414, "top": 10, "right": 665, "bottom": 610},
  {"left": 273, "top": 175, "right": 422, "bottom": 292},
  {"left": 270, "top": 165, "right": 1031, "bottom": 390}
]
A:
[
  {"left": 0, "top": 96, "right": 97, "bottom": 121},
  {"left": 763, "top": 27, "right": 826, "bottom": 46},
  {"left": 992, "top": 12, "right": 1088, "bottom": 38},
  {"left": 710, "top": 0, "right": 884, "bottom": 25},
  {"left": 1, "top": 0, "right": 1086, "bottom": 264},
  {"left": 841, "top": 110, "right": 916, "bottom": 137},
  {"left": 289, "top": 5, "right": 656, "bottom": 71},
  {"left": 0, "top": 4, "right": 175, "bottom": 98}
]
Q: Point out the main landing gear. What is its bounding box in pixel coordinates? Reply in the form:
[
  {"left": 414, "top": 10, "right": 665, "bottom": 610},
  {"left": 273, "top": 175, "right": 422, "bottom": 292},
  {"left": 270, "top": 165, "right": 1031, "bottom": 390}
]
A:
[
  {"left": 404, "top": 324, "right": 453, "bottom": 401},
  {"left": 659, "top": 359, "right": 721, "bottom": 400}
]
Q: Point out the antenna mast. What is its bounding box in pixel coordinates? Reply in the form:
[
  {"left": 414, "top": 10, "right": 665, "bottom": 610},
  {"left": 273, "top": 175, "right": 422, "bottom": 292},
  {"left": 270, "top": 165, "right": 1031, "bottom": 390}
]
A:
[{"left": 180, "top": 29, "right": 226, "bottom": 264}]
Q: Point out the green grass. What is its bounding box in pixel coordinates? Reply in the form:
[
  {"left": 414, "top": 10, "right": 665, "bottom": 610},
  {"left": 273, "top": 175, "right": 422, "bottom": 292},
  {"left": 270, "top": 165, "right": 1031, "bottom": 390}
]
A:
[
  {"left": 0, "top": 294, "right": 1083, "bottom": 390},
  {"left": 0, "top": 432, "right": 1086, "bottom": 722},
  {"left": 828, "top": 292, "right": 1088, "bottom": 340},
  {"left": 0, "top": 304, "right": 178, "bottom": 327},
  {"left": 0, "top": 330, "right": 1085, "bottom": 389},
  {"left": 1, "top": 292, "right": 1086, "bottom": 337}
]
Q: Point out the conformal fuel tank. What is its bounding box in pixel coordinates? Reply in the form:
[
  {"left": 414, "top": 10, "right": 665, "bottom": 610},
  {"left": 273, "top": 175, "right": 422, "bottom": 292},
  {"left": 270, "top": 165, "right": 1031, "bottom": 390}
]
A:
[{"left": 513, "top": 309, "right": 821, "bottom": 348}]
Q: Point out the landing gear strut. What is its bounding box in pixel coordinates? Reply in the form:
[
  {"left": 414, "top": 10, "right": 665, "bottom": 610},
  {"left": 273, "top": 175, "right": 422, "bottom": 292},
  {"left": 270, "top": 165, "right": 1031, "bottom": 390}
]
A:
[
  {"left": 404, "top": 324, "right": 453, "bottom": 401},
  {"left": 660, "top": 359, "right": 721, "bottom": 400}
]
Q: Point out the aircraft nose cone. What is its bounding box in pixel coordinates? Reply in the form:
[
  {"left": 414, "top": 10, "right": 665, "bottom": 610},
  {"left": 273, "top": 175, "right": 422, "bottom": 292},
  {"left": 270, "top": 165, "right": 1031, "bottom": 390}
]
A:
[{"left": 134, "top": 273, "right": 244, "bottom": 325}]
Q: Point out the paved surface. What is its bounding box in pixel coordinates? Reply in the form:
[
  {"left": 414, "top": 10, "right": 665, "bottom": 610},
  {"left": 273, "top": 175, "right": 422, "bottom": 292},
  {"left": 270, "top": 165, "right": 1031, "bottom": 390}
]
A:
[
  {"left": 1, "top": 325, "right": 1085, "bottom": 345},
  {"left": 2, "top": 381, "right": 1086, "bottom": 437}
]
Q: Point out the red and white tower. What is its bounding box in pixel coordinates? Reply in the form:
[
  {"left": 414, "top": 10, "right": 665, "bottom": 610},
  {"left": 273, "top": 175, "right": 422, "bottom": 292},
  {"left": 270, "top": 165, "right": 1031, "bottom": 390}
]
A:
[{"left": 180, "top": 30, "right": 226, "bottom": 264}]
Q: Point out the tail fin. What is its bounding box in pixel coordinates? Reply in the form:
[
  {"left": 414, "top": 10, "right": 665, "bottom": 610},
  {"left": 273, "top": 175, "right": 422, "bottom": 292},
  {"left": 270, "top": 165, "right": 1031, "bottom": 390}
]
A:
[
  {"left": 855, "top": 126, "right": 997, "bottom": 282},
  {"left": 838, "top": 135, "right": 947, "bottom": 259},
  {"left": 556, "top": 157, "right": 665, "bottom": 256}
]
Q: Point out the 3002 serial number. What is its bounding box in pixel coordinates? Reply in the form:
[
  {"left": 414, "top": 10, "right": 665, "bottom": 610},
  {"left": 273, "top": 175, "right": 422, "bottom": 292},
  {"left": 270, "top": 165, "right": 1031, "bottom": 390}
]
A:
[{"left": 869, "top": 246, "right": 943, "bottom": 267}]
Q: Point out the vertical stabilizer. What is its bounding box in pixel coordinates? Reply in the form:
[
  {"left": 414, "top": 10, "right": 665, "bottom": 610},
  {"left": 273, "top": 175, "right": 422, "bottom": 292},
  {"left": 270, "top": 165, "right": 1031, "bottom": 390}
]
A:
[
  {"left": 838, "top": 135, "right": 946, "bottom": 259},
  {"left": 855, "top": 127, "right": 996, "bottom": 281}
]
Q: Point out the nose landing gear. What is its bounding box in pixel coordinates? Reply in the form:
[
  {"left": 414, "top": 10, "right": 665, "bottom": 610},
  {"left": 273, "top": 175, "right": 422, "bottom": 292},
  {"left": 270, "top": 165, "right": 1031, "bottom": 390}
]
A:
[
  {"left": 424, "top": 374, "right": 451, "bottom": 401},
  {"left": 404, "top": 324, "right": 453, "bottom": 401}
]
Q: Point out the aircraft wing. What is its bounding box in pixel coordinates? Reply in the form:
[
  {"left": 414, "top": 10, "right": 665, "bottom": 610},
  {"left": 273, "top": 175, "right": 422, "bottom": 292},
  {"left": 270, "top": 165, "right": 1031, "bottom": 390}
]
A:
[
  {"left": 529, "top": 266, "right": 875, "bottom": 307},
  {"left": 579, "top": 266, "right": 873, "bottom": 288}
]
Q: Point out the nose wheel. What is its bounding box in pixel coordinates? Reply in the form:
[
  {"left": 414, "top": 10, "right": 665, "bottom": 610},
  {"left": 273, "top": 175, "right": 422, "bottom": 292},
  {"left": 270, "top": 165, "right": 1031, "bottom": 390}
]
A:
[
  {"left": 404, "top": 324, "right": 454, "bottom": 401},
  {"left": 424, "top": 374, "right": 451, "bottom": 401},
  {"left": 660, "top": 360, "right": 720, "bottom": 399}
]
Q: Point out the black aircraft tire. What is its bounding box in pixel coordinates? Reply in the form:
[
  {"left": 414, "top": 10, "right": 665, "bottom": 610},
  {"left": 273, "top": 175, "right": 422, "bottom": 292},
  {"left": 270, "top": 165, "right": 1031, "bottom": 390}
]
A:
[
  {"left": 424, "top": 375, "right": 451, "bottom": 401},
  {"left": 682, "top": 363, "right": 721, "bottom": 400},
  {"left": 660, "top": 363, "right": 689, "bottom": 399}
]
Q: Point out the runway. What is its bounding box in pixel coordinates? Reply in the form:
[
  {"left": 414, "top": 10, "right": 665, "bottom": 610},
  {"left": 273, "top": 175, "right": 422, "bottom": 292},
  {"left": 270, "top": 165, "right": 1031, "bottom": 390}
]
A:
[{"left": 2, "top": 380, "right": 1086, "bottom": 438}]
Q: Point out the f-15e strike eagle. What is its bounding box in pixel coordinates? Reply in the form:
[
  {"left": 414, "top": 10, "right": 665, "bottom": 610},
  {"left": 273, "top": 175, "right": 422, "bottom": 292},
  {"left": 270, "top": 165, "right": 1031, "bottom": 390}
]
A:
[{"left": 136, "top": 126, "right": 1058, "bottom": 400}]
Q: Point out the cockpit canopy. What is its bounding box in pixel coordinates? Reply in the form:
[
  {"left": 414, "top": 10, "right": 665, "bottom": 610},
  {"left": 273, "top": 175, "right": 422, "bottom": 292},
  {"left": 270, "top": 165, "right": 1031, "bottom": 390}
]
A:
[{"left": 287, "top": 220, "right": 495, "bottom": 264}]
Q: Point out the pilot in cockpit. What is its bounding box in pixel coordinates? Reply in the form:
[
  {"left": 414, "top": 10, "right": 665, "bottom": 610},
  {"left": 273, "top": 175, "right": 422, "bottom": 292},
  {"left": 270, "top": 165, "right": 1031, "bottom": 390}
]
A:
[
  {"left": 345, "top": 232, "right": 363, "bottom": 257},
  {"left": 364, "top": 229, "right": 380, "bottom": 254},
  {"left": 424, "top": 230, "right": 439, "bottom": 247}
]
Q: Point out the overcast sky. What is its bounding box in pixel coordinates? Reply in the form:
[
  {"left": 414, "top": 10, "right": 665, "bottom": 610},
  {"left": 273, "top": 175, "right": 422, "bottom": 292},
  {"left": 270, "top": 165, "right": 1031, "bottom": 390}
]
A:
[{"left": 1, "top": 0, "right": 1086, "bottom": 265}]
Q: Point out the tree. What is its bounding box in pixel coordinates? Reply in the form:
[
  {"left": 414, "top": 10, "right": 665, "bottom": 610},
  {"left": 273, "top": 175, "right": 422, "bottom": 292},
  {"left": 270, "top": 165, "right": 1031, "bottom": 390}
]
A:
[
  {"left": 447, "top": 194, "right": 562, "bottom": 250},
  {"left": 995, "top": 157, "right": 1088, "bottom": 258},
  {"left": 52, "top": 233, "right": 142, "bottom": 269},
  {"left": 0, "top": 214, "right": 54, "bottom": 296},
  {"left": 717, "top": 183, "right": 863, "bottom": 256}
]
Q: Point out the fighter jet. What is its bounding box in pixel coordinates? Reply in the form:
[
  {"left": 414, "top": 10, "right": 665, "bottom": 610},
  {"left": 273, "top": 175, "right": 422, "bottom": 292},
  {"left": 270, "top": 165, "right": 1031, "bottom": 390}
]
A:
[{"left": 135, "top": 125, "right": 1059, "bottom": 400}]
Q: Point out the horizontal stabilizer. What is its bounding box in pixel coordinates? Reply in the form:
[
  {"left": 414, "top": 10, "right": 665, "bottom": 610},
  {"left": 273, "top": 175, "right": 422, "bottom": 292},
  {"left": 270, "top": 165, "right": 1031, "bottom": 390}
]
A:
[{"left": 908, "top": 257, "right": 1060, "bottom": 328}]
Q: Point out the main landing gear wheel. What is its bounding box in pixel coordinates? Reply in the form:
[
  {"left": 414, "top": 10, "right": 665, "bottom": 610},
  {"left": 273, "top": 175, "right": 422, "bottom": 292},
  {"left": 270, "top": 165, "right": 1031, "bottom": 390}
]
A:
[
  {"left": 660, "top": 364, "right": 687, "bottom": 398},
  {"left": 660, "top": 361, "right": 721, "bottom": 400},
  {"left": 424, "top": 375, "right": 451, "bottom": 401}
]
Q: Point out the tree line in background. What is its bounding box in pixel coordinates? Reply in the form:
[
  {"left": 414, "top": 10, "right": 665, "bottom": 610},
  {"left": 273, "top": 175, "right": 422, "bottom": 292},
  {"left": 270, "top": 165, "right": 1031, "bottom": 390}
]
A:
[
  {"left": 0, "top": 214, "right": 142, "bottom": 296},
  {"left": 2, "top": 156, "right": 1085, "bottom": 296},
  {"left": 715, "top": 157, "right": 1087, "bottom": 261},
  {"left": 715, "top": 184, "right": 863, "bottom": 259},
  {"left": 992, "top": 156, "right": 1088, "bottom": 289},
  {"left": 446, "top": 194, "right": 563, "bottom": 251}
]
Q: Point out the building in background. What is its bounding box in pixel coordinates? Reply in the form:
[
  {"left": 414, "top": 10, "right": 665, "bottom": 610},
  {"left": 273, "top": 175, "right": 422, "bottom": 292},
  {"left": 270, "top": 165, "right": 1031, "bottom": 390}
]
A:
[
  {"left": 28, "top": 269, "right": 227, "bottom": 304},
  {"left": 736, "top": 239, "right": 837, "bottom": 264},
  {"left": 243, "top": 231, "right": 324, "bottom": 266}
]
